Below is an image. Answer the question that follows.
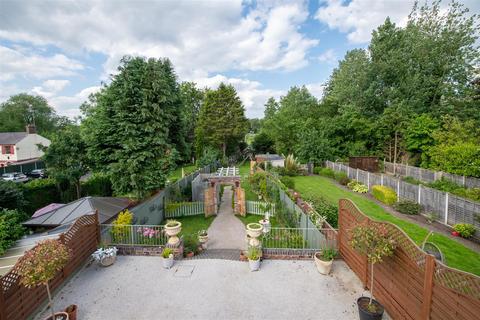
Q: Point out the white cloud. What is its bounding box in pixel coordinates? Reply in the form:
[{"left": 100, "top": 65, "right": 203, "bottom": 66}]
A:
[
  {"left": 305, "top": 82, "right": 326, "bottom": 99},
  {"left": 316, "top": 0, "right": 411, "bottom": 43},
  {"left": 31, "top": 80, "right": 70, "bottom": 98},
  {"left": 318, "top": 49, "right": 337, "bottom": 64},
  {"left": 0, "top": 1, "right": 317, "bottom": 79},
  {"left": 0, "top": 45, "right": 84, "bottom": 81},
  {"left": 49, "top": 86, "right": 101, "bottom": 118}
]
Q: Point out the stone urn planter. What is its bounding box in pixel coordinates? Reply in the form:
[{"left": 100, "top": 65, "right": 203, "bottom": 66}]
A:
[
  {"left": 198, "top": 230, "right": 208, "bottom": 248},
  {"left": 246, "top": 223, "right": 263, "bottom": 247},
  {"left": 314, "top": 251, "right": 335, "bottom": 275},
  {"left": 161, "top": 248, "right": 174, "bottom": 269},
  {"left": 165, "top": 220, "right": 182, "bottom": 245},
  {"left": 259, "top": 219, "right": 271, "bottom": 234}
]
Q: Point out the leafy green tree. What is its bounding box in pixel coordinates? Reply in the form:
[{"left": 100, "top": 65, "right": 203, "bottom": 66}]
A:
[
  {"left": 404, "top": 114, "right": 439, "bottom": 165},
  {"left": 251, "top": 131, "right": 275, "bottom": 154},
  {"left": 294, "top": 120, "right": 335, "bottom": 164},
  {"left": 0, "top": 209, "right": 26, "bottom": 255},
  {"left": 179, "top": 82, "right": 204, "bottom": 162},
  {"left": 248, "top": 118, "right": 262, "bottom": 133},
  {"left": 0, "top": 94, "right": 68, "bottom": 136},
  {"left": 42, "top": 125, "right": 88, "bottom": 199},
  {"left": 82, "top": 57, "right": 181, "bottom": 197},
  {"left": 195, "top": 83, "right": 248, "bottom": 158}
]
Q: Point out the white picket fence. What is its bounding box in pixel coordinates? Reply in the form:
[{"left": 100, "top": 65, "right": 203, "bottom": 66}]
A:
[
  {"left": 383, "top": 161, "right": 480, "bottom": 189},
  {"left": 325, "top": 161, "right": 480, "bottom": 233},
  {"left": 164, "top": 201, "right": 204, "bottom": 218},
  {"left": 246, "top": 201, "right": 275, "bottom": 216}
]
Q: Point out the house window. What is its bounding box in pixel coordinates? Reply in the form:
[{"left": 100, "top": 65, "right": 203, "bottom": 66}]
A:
[{"left": 2, "top": 145, "right": 14, "bottom": 155}]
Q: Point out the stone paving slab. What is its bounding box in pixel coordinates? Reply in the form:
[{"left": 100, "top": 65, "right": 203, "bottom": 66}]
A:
[{"left": 35, "top": 256, "right": 382, "bottom": 320}]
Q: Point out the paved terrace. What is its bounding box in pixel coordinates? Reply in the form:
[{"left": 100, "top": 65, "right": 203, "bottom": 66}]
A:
[{"left": 36, "top": 256, "right": 379, "bottom": 320}]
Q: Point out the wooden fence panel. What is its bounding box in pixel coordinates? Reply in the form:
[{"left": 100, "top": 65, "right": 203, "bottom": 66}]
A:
[
  {"left": 338, "top": 199, "right": 480, "bottom": 320},
  {"left": 0, "top": 213, "right": 99, "bottom": 320}
]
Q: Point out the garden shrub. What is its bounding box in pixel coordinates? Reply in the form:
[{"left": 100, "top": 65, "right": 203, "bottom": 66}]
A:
[
  {"left": 453, "top": 223, "right": 476, "bottom": 238},
  {"left": 402, "top": 176, "right": 422, "bottom": 185},
  {"left": 82, "top": 173, "right": 113, "bottom": 197},
  {"left": 249, "top": 172, "right": 267, "bottom": 197},
  {"left": 393, "top": 200, "right": 422, "bottom": 215},
  {"left": 307, "top": 196, "right": 338, "bottom": 228},
  {"left": 318, "top": 168, "right": 335, "bottom": 178},
  {"left": 0, "top": 209, "right": 27, "bottom": 255},
  {"left": 284, "top": 154, "right": 300, "bottom": 176},
  {"left": 111, "top": 209, "right": 134, "bottom": 242},
  {"left": 428, "top": 178, "right": 480, "bottom": 202},
  {"left": 334, "top": 172, "right": 350, "bottom": 185},
  {"left": 347, "top": 180, "right": 368, "bottom": 193},
  {"left": 280, "top": 176, "right": 295, "bottom": 190},
  {"left": 0, "top": 180, "right": 25, "bottom": 210},
  {"left": 372, "top": 185, "right": 397, "bottom": 205}
]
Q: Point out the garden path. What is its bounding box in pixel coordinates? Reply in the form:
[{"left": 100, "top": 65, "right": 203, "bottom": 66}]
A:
[{"left": 206, "top": 186, "right": 247, "bottom": 250}]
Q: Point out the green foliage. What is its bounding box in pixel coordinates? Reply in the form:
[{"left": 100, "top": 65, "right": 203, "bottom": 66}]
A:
[
  {"left": 161, "top": 248, "right": 173, "bottom": 258},
  {"left": 279, "top": 176, "right": 295, "bottom": 190},
  {"left": 249, "top": 172, "right": 267, "bottom": 198},
  {"left": 246, "top": 246, "right": 261, "bottom": 260},
  {"left": 0, "top": 93, "right": 69, "bottom": 137},
  {"left": 179, "top": 82, "right": 204, "bottom": 161},
  {"left": 196, "top": 147, "right": 219, "bottom": 168},
  {"left": 195, "top": 83, "right": 249, "bottom": 158},
  {"left": 319, "top": 247, "right": 337, "bottom": 261},
  {"left": 284, "top": 154, "right": 300, "bottom": 176},
  {"left": 334, "top": 172, "right": 350, "bottom": 185},
  {"left": 82, "top": 56, "right": 181, "bottom": 198},
  {"left": 19, "top": 239, "right": 71, "bottom": 287},
  {"left": 21, "top": 179, "right": 61, "bottom": 215},
  {"left": 0, "top": 209, "right": 27, "bottom": 255},
  {"left": 402, "top": 176, "right": 422, "bottom": 185},
  {"left": 348, "top": 180, "right": 369, "bottom": 193},
  {"left": 0, "top": 180, "right": 25, "bottom": 210},
  {"left": 42, "top": 125, "right": 88, "bottom": 199},
  {"left": 372, "top": 185, "right": 397, "bottom": 205},
  {"left": 428, "top": 178, "right": 480, "bottom": 202},
  {"left": 306, "top": 196, "right": 338, "bottom": 228},
  {"left": 183, "top": 234, "right": 200, "bottom": 255},
  {"left": 405, "top": 114, "right": 439, "bottom": 165},
  {"left": 393, "top": 200, "right": 422, "bottom": 215},
  {"left": 82, "top": 173, "right": 113, "bottom": 197},
  {"left": 251, "top": 131, "right": 275, "bottom": 154},
  {"left": 111, "top": 209, "right": 134, "bottom": 242},
  {"left": 453, "top": 223, "right": 476, "bottom": 238},
  {"left": 317, "top": 168, "right": 335, "bottom": 178},
  {"left": 350, "top": 225, "right": 396, "bottom": 264}
]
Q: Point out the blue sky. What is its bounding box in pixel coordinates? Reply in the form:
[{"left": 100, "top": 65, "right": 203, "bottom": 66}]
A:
[{"left": 0, "top": 0, "right": 478, "bottom": 118}]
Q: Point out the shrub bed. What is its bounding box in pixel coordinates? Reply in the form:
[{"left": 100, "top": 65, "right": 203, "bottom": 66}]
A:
[
  {"left": 453, "top": 223, "right": 476, "bottom": 238},
  {"left": 316, "top": 167, "right": 335, "bottom": 178},
  {"left": 393, "top": 199, "right": 422, "bottom": 215},
  {"left": 280, "top": 176, "right": 295, "bottom": 189},
  {"left": 0, "top": 209, "right": 26, "bottom": 255},
  {"left": 347, "top": 180, "right": 368, "bottom": 193},
  {"left": 372, "top": 185, "right": 397, "bottom": 205},
  {"left": 334, "top": 172, "right": 350, "bottom": 185}
]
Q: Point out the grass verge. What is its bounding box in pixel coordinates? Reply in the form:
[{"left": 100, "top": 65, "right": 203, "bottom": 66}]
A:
[
  {"left": 162, "top": 215, "right": 215, "bottom": 237},
  {"left": 292, "top": 175, "right": 480, "bottom": 276}
]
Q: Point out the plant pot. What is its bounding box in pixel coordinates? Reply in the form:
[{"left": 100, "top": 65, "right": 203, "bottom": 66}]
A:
[
  {"left": 44, "top": 312, "right": 69, "bottom": 320},
  {"left": 248, "top": 258, "right": 260, "bottom": 271},
  {"left": 64, "top": 305, "right": 77, "bottom": 320},
  {"left": 186, "top": 252, "right": 194, "bottom": 258},
  {"left": 198, "top": 234, "right": 208, "bottom": 244},
  {"left": 100, "top": 254, "right": 116, "bottom": 267},
  {"left": 246, "top": 223, "right": 263, "bottom": 247},
  {"left": 259, "top": 219, "right": 271, "bottom": 234},
  {"left": 451, "top": 231, "right": 459, "bottom": 237},
  {"left": 162, "top": 254, "right": 174, "bottom": 269},
  {"left": 314, "top": 252, "right": 333, "bottom": 275},
  {"left": 357, "top": 297, "right": 384, "bottom": 320},
  {"left": 165, "top": 222, "right": 182, "bottom": 245}
]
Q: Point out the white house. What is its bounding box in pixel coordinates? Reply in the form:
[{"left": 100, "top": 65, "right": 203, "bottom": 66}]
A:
[
  {"left": 0, "top": 125, "right": 51, "bottom": 167},
  {"left": 255, "top": 154, "right": 285, "bottom": 167}
]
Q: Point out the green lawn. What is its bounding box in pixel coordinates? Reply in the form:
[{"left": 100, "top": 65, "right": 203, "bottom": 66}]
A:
[
  {"left": 237, "top": 214, "right": 279, "bottom": 227},
  {"left": 162, "top": 215, "right": 215, "bottom": 237},
  {"left": 168, "top": 165, "right": 197, "bottom": 181},
  {"left": 292, "top": 175, "right": 480, "bottom": 276}
]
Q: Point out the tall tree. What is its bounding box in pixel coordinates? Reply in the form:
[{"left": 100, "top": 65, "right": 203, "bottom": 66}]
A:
[
  {"left": 179, "top": 82, "right": 204, "bottom": 162},
  {"left": 0, "top": 94, "right": 67, "bottom": 136},
  {"left": 195, "top": 83, "right": 248, "bottom": 158},
  {"left": 42, "top": 125, "right": 88, "bottom": 199},
  {"left": 82, "top": 56, "right": 181, "bottom": 197}
]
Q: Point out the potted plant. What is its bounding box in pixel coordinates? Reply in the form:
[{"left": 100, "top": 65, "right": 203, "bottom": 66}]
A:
[
  {"left": 19, "top": 239, "right": 71, "bottom": 320},
  {"left": 246, "top": 246, "right": 261, "bottom": 271},
  {"left": 91, "top": 247, "right": 118, "bottom": 267},
  {"left": 161, "top": 247, "right": 174, "bottom": 269},
  {"left": 314, "top": 246, "right": 337, "bottom": 275},
  {"left": 246, "top": 223, "right": 263, "bottom": 247},
  {"left": 165, "top": 220, "right": 182, "bottom": 245},
  {"left": 64, "top": 305, "right": 77, "bottom": 320},
  {"left": 350, "top": 225, "right": 396, "bottom": 320},
  {"left": 198, "top": 230, "right": 208, "bottom": 246},
  {"left": 259, "top": 218, "right": 271, "bottom": 234}
]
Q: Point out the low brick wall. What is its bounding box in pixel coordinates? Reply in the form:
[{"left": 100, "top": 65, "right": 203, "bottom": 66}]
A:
[{"left": 116, "top": 244, "right": 183, "bottom": 259}]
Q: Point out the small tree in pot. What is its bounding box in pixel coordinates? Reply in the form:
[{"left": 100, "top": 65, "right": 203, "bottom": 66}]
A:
[
  {"left": 350, "top": 225, "right": 396, "bottom": 320},
  {"left": 19, "top": 239, "right": 71, "bottom": 320}
]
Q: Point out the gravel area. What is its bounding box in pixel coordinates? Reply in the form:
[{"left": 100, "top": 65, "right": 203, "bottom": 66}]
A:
[{"left": 35, "top": 256, "right": 380, "bottom": 320}]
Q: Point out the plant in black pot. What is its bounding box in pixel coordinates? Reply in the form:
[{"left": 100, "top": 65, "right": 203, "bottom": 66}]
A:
[{"left": 350, "top": 225, "right": 396, "bottom": 320}]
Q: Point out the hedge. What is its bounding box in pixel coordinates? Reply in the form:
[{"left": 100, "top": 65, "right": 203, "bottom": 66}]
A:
[{"left": 372, "top": 185, "right": 397, "bottom": 205}]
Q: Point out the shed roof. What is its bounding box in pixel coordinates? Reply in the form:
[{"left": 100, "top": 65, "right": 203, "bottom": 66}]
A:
[
  {"left": 0, "top": 132, "right": 27, "bottom": 144},
  {"left": 255, "top": 154, "right": 284, "bottom": 161},
  {"left": 23, "top": 197, "right": 130, "bottom": 227}
]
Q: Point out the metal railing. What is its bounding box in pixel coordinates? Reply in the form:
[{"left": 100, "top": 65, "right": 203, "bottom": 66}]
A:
[
  {"left": 99, "top": 224, "right": 167, "bottom": 246},
  {"left": 261, "top": 227, "right": 337, "bottom": 256}
]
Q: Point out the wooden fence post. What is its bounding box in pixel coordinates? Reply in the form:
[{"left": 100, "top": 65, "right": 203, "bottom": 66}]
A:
[
  {"left": 0, "top": 280, "right": 6, "bottom": 320},
  {"left": 444, "top": 192, "right": 449, "bottom": 225},
  {"left": 421, "top": 255, "right": 435, "bottom": 320},
  {"left": 95, "top": 210, "right": 101, "bottom": 245}
]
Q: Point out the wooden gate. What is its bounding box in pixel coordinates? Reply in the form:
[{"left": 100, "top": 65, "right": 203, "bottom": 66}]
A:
[{"left": 338, "top": 199, "right": 480, "bottom": 320}]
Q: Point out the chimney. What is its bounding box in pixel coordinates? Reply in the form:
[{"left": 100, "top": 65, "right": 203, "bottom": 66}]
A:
[{"left": 26, "top": 124, "right": 36, "bottom": 134}]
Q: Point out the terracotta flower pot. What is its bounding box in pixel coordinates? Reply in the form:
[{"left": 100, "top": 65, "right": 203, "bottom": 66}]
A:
[
  {"left": 65, "top": 304, "right": 77, "bottom": 320},
  {"left": 452, "top": 231, "right": 460, "bottom": 237}
]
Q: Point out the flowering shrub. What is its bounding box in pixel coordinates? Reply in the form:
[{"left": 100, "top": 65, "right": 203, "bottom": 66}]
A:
[
  {"left": 372, "top": 185, "right": 397, "bottom": 205},
  {"left": 347, "top": 180, "right": 368, "bottom": 193},
  {"left": 111, "top": 209, "right": 134, "bottom": 242},
  {"left": 19, "top": 239, "right": 71, "bottom": 320},
  {"left": 453, "top": 223, "right": 476, "bottom": 238},
  {"left": 137, "top": 227, "right": 161, "bottom": 244},
  {"left": 92, "top": 247, "right": 118, "bottom": 262}
]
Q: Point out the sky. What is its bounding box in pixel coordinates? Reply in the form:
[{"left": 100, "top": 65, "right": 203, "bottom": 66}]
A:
[{"left": 0, "top": 0, "right": 479, "bottom": 119}]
